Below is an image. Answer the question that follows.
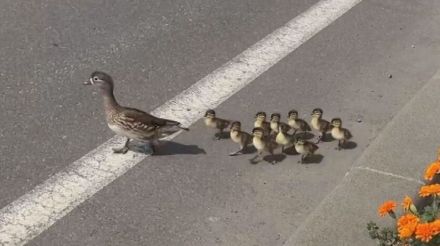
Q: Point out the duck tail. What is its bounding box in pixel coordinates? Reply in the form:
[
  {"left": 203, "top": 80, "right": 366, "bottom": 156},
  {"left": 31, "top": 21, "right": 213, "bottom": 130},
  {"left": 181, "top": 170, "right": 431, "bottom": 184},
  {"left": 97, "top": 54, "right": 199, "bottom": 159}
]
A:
[
  {"left": 164, "top": 119, "right": 190, "bottom": 131},
  {"left": 178, "top": 125, "right": 190, "bottom": 131}
]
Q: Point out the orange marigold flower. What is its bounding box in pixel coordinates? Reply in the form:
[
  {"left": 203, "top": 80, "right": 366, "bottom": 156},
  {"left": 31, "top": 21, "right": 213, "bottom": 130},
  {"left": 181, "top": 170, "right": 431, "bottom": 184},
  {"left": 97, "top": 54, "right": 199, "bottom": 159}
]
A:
[
  {"left": 397, "top": 214, "right": 419, "bottom": 239},
  {"left": 378, "top": 200, "right": 397, "bottom": 217},
  {"left": 415, "top": 222, "right": 437, "bottom": 242},
  {"left": 433, "top": 219, "right": 440, "bottom": 235},
  {"left": 424, "top": 161, "right": 440, "bottom": 181},
  {"left": 419, "top": 184, "right": 440, "bottom": 197},
  {"left": 402, "top": 196, "right": 413, "bottom": 211}
]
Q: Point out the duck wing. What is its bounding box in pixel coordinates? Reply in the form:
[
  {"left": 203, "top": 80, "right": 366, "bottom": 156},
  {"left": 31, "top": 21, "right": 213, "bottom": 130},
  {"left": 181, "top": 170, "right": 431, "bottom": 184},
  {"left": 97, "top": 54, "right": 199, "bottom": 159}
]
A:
[
  {"left": 309, "top": 141, "right": 319, "bottom": 153},
  {"left": 298, "top": 119, "right": 311, "bottom": 131},
  {"left": 121, "top": 107, "right": 189, "bottom": 131},
  {"left": 216, "top": 118, "right": 231, "bottom": 129},
  {"left": 343, "top": 128, "right": 352, "bottom": 139},
  {"left": 319, "top": 119, "right": 331, "bottom": 132}
]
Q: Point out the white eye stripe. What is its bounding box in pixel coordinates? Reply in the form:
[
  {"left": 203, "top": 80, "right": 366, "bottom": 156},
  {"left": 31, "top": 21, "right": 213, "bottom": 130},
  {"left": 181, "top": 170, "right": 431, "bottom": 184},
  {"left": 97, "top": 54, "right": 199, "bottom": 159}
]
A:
[{"left": 90, "top": 77, "right": 94, "bottom": 85}]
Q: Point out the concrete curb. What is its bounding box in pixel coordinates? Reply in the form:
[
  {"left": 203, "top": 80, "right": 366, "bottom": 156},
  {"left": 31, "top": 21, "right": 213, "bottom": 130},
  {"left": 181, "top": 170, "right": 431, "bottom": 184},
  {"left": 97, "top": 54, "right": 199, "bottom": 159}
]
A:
[{"left": 284, "top": 68, "right": 440, "bottom": 245}]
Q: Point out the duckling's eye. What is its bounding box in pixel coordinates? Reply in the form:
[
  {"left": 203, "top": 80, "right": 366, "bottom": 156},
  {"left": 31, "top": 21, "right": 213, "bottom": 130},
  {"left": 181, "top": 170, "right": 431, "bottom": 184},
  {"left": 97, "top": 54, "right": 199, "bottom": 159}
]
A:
[{"left": 93, "top": 77, "right": 99, "bottom": 81}]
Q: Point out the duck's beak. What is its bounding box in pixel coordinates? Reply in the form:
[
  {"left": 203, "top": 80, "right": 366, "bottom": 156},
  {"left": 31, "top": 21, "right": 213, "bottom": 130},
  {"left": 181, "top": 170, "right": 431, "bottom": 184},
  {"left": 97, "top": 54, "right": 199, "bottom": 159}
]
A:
[{"left": 83, "top": 78, "right": 93, "bottom": 85}]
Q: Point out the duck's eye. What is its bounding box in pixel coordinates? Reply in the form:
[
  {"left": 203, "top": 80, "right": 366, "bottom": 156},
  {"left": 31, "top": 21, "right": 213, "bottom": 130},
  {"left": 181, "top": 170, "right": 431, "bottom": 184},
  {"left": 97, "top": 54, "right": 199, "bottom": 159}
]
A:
[{"left": 93, "top": 77, "right": 99, "bottom": 81}]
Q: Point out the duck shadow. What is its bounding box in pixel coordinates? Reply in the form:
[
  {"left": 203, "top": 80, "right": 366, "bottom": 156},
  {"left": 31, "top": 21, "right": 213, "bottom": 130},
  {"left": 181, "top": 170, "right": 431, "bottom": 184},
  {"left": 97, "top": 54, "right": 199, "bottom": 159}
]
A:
[
  {"left": 263, "top": 154, "right": 286, "bottom": 164},
  {"left": 129, "top": 141, "right": 206, "bottom": 156},
  {"left": 293, "top": 132, "right": 315, "bottom": 140},
  {"left": 283, "top": 146, "right": 299, "bottom": 156},
  {"left": 229, "top": 145, "right": 257, "bottom": 156},
  {"left": 244, "top": 145, "right": 257, "bottom": 154},
  {"left": 301, "top": 154, "right": 324, "bottom": 164},
  {"left": 342, "top": 141, "right": 357, "bottom": 150},
  {"left": 321, "top": 133, "right": 334, "bottom": 142},
  {"left": 330, "top": 141, "right": 357, "bottom": 150},
  {"left": 215, "top": 131, "right": 230, "bottom": 140}
]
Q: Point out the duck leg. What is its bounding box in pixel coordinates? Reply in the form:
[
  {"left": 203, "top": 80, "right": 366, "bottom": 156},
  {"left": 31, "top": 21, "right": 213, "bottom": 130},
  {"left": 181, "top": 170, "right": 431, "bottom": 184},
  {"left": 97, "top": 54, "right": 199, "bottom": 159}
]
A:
[
  {"left": 336, "top": 140, "right": 341, "bottom": 151},
  {"left": 229, "top": 147, "right": 244, "bottom": 156},
  {"left": 315, "top": 132, "right": 325, "bottom": 144},
  {"left": 148, "top": 139, "right": 160, "bottom": 155},
  {"left": 113, "top": 138, "right": 130, "bottom": 154},
  {"left": 250, "top": 151, "right": 263, "bottom": 164},
  {"left": 269, "top": 148, "right": 277, "bottom": 165},
  {"left": 214, "top": 129, "right": 223, "bottom": 140}
]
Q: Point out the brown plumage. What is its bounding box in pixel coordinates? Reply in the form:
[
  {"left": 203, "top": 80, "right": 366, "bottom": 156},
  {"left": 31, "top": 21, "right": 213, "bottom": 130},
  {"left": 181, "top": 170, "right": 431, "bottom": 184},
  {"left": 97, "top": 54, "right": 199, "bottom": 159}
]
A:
[
  {"left": 310, "top": 108, "right": 331, "bottom": 144},
  {"left": 204, "top": 109, "right": 231, "bottom": 140},
  {"left": 84, "top": 71, "right": 189, "bottom": 154},
  {"left": 229, "top": 121, "right": 252, "bottom": 156}
]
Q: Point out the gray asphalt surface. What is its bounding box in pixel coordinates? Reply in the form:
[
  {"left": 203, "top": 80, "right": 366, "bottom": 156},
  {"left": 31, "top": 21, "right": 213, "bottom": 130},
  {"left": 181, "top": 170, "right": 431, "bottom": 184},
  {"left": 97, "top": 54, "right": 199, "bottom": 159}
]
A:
[
  {"left": 2, "top": 0, "right": 440, "bottom": 245},
  {"left": 0, "top": 0, "right": 317, "bottom": 208}
]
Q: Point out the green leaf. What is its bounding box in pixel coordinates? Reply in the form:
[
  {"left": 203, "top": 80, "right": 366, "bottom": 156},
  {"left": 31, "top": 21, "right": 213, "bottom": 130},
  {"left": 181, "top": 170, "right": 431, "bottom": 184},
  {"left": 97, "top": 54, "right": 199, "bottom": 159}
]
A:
[{"left": 421, "top": 211, "right": 435, "bottom": 222}]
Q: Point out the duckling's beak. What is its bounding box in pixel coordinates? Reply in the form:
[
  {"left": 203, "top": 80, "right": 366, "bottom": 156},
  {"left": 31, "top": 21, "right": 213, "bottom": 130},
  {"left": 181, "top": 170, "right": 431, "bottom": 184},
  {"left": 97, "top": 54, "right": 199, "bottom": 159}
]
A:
[{"left": 83, "top": 78, "right": 93, "bottom": 85}]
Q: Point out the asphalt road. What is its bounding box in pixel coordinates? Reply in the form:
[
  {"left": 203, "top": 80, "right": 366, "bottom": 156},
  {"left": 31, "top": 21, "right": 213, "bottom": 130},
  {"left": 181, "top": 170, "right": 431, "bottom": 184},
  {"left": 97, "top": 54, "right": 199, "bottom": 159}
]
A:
[{"left": 1, "top": 0, "right": 440, "bottom": 245}]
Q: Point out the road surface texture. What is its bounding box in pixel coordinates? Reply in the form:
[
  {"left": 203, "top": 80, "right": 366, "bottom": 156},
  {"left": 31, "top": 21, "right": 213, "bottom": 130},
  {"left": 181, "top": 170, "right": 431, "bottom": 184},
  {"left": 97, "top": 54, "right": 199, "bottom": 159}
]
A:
[{"left": 1, "top": 0, "right": 440, "bottom": 245}]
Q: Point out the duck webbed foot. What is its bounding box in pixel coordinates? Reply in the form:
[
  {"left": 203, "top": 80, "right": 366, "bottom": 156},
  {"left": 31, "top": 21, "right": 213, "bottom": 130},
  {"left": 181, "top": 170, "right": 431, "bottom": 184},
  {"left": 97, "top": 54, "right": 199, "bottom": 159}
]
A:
[{"left": 113, "top": 138, "right": 130, "bottom": 154}]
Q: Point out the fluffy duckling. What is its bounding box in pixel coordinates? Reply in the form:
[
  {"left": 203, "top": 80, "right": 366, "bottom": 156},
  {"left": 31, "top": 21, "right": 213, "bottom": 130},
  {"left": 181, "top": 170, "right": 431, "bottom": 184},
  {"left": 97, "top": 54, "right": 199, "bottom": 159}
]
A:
[
  {"left": 204, "top": 109, "right": 231, "bottom": 140},
  {"left": 330, "top": 118, "right": 352, "bottom": 150},
  {"left": 295, "top": 138, "right": 319, "bottom": 164},
  {"left": 275, "top": 124, "right": 295, "bottom": 152},
  {"left": 229, "top": 121, "right": 252, "bottom": 156},
  {"left": 254, "top": 112, "right": 271, "bottom": 136},
  {"left": 250, "top": 127, "right": 279, "bottom": 164},
  {"left": 310, "top": 108, "right": 331, "bottom": 143},
  {"left": 270, "top": 113, "right": 290, "bottom": 136},
  {"left": 287, "top": 110, "right": 311, "bottom": 137}
]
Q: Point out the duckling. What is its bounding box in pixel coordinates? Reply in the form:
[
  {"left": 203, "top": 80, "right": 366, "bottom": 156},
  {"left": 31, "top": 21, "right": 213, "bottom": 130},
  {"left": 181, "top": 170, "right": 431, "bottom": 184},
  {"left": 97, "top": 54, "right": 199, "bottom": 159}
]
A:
[
  {"left": 229, "top": 121, "right": 252, "bottom": 156},
  {"left": 250, "top": 127, "right": 279, "bottom": 164},
  {"left": 254, "top": 112, "right": 271, "bottom": 136},
  {"left": 287, "top": 110, "right": 311, "bottom": 137},
  {"left": 204, "top": 109, "right": 231, "bottom": 140},
  {"left": 310, "top": 108, "right": 331, "bottom": 144},
  {"left": 84, "top": 71, "right": 189, "bottom": 154},
  {"left": 330, "top": 118, "right": 352, "bottom": 150},
  {"left": 270, "top": 113, "right": 290, "bottom": 136},
  {"left": 275, "top": 124, "right": 295, "bottom": 152},
  {"left": 294, "top": 137, "right": 319, "bottom": 164}
]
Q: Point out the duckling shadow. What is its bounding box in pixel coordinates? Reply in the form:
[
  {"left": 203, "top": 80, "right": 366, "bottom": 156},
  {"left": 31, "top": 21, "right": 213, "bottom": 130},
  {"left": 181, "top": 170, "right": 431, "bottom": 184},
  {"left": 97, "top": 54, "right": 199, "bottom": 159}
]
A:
[
  {"left": 263, "top": 154, "right": 286, "bottom": 164},
  {"left": 283, "top": 147, "right": 299, "bottom": 156},
  {"left": 321, "top": 133, "right": 334, "bottom": 142},
  {"left": 244, "top": 145, "right": 257, "bottom": 154},
  {"left": 294, "top": 132, "right": 315, "bottom": 140},
  {"left": 302, "top": 154, "right": 324, "bottom": 164},
  {"left": 215, "top": 131, "right": 230, "bottom": 140},
  {"left": 130, "top": 141, "right": 206, "bottom": 156},
  {"left": 342, "top": 141, "right": 357, "bottom": 150}
]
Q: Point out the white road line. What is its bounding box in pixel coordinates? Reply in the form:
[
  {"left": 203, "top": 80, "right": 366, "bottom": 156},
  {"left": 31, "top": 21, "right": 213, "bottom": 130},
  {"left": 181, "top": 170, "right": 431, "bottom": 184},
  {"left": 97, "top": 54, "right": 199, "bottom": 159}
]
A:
[
  {"left": 355, "top": 166, "right": 425, "bottom": 185},
  {"left": 0, "top": 0, "right": 362, "bottom": 244}
]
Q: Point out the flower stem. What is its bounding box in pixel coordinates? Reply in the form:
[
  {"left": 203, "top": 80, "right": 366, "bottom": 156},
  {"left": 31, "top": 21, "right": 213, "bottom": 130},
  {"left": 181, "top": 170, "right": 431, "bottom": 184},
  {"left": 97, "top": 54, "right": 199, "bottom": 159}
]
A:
[{"left": 434, "top": 195, "right": 438, "bottom": 217}]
